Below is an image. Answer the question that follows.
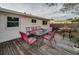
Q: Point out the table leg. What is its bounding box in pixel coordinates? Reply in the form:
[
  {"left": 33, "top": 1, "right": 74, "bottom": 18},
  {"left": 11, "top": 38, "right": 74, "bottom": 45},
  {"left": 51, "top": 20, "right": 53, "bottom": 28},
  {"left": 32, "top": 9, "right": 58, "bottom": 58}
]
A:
[{"left": 37, "top": 37, "right": 44, "bottom": 48}]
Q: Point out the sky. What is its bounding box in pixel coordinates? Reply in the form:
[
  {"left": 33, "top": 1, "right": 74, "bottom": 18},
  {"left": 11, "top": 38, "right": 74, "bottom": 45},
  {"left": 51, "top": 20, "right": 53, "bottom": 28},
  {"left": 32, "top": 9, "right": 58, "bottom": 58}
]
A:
[{"left": 0, "top": 3, "right": 79, "bottom": 20}]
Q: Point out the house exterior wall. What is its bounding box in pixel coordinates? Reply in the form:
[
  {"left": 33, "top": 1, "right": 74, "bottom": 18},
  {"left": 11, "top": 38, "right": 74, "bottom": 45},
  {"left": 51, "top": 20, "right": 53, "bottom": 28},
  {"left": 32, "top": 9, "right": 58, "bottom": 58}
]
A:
[
  {"left": 0, "top": 13, "right": 49, "bottom": 43},
  {"left": 41, "top": 21, "right": 49, "bottom": 29}
]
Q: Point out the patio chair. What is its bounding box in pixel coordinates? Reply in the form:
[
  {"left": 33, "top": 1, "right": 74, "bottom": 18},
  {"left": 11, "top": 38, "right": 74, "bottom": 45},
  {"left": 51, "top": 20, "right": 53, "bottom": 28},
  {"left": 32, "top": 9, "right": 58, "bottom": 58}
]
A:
[
  {"left": 34, "top": 26, "right": 37, "bottom": 30},
  {"left": 26, "top": 27, "right": 31, "bottom": 34},
  {"left": 31, "top": 27, "right": 36, "bottom": 31},
  {"left": 47, "top": 27, "right": 53, "bottom": 35},
  {"left": 19, "top": 31, "right": 37, "bottom": 49},
  {"left": 30, "top": 27, "right": 37, "bottom": 34},
  {"left": 42, "top": 30, "right": 56, "bottom": 48},
  {"left": 26, "top": 27, "right": 30, "bottom": 31}
]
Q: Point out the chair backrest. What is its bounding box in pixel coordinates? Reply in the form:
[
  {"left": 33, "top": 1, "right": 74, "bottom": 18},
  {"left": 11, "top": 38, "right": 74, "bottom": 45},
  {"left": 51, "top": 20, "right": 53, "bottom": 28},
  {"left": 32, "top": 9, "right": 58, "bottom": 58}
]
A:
[
  {"left": 19, "top": 31, "right": 28, "bottom": 41},
  {"left": 47, "top": 27, "right": 53, "bottom": 35},
  {"left": 50, "top": 30, "right": 56, "bottom": 40},
  {"left": 30, "top": 30, "right": 36, "bottom": 34},
  {"left": 34, "top": 26, "right": 37, "bottom": 30},
  {"left": 31, "top": 27, "right": 35, "bottom": 31},
  {"left": 31, "top": 26, "right": 38, "bottom": 34},
  {"left": 26, "top": 27, "right": 30, "bottom": 31},
  {"left": 48, "top": 27, "right": 52, "bottom": 32}
]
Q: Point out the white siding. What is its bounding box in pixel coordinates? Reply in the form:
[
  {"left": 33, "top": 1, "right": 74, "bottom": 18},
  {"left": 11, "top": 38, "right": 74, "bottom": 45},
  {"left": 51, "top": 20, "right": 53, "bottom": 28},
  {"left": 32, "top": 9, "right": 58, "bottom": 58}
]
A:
[
  {"left": 0, "top": 14, "right": 5, "bottom": 32},
  {"left": 0, "top": 13, "right": 49, "bottom": 43},
  {"left": 0, "top": 13, "right": 21, "bottom": 43}
]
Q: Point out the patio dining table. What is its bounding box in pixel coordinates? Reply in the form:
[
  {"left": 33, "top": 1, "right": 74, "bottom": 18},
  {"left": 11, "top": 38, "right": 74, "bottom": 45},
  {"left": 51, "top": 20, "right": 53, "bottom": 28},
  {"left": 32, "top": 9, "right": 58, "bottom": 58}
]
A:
[
  {"left": 33, "top": 30, "right": 48, "bottom": 36},
  {"left": 27, "top": 28, "right": 48, "bottom": 36},
  {"left": 31, "top": 29, "right": 48, "bottom": 48}
]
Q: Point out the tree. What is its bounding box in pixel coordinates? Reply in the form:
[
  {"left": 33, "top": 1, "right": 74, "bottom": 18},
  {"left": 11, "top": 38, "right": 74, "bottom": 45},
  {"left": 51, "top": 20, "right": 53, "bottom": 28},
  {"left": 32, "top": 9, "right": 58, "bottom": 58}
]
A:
[
  {"left": 67, "top": 18, "right": 73, "bottom": 20},
  {"left": 66, "top": 17, "right": 79, "bottom": 22},
  {"left": 45, "top": 3, "right": 79, "bottom": 14}
]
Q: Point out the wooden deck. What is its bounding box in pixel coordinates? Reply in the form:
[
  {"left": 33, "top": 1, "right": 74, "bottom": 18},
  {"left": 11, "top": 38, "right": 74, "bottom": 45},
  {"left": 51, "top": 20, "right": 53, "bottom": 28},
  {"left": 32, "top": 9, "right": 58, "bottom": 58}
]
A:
[{"left": 0, "top": 34, "right": 77, "bottom": 55}]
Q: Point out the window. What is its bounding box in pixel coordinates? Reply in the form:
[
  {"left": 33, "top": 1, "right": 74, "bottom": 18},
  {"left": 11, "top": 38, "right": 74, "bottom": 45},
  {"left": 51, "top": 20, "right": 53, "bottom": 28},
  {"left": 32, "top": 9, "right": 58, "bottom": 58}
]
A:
[
  {"left": 31, "top": 19, "right": 36, "bottom": 23},
  {"left": 42, "top": 21, "right": 47, "bottom": 25},
  {"left": 7, "top": 16, "right": 19, "bottom": 27}
]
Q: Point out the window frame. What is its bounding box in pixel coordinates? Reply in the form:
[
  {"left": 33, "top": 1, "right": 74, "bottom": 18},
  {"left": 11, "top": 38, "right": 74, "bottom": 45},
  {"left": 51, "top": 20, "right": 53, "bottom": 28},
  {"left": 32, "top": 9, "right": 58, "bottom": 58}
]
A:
[
  {"left": 42, "top": 21, "right": 47, "bottom": 25},
  {"left": 7, "top": 16, "right": 19, "bottom": 27},
  {"left": 31, "top": 18, "right": 36, "bottom": 23}
]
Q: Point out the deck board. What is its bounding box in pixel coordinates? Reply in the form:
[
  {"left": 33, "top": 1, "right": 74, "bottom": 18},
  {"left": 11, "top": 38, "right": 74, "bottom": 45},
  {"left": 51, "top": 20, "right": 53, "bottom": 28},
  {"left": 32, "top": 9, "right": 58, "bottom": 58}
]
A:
[
  {"left": 0, "top": 36, "right": 76, "bottom": 55},
  {"left": 16, "top": 39, "right": 31, "bottom": 55}
]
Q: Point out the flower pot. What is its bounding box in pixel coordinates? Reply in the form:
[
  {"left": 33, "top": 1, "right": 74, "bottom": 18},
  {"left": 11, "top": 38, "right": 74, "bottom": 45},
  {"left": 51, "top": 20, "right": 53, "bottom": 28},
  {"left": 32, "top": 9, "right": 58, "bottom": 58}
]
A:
[{"left": 73, "top": 46, "right": 79, "bottom": 51}]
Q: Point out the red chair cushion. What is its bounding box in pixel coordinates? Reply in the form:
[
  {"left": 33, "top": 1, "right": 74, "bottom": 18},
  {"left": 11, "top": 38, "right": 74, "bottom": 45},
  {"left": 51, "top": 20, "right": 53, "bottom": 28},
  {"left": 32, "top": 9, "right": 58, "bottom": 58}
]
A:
[
  {"left": 20, "top": 32, "right": 28, "bottom": 41},
  {"left": 30, "top": 30, "right": 36, "bottom": 34},
  {"left": 42, "top": 30, "right": 56, "bottom": 40},
  {"left": 20, "top": 32, "right": 37, "bottom": 44},
  {"left": 42, "top": 34, "right": 51, "bottom": 40},
  {"left": 28, "top": 37, "right": 37, "bottom": 44},
  {"left": 48, "top": 27, "right": 52, "bottom": 32},
  {"left": 47, "top": 27, "right": 53, "bottom": 35},
  {"left": 48, "top": 31, "right": 52, "bottom": 35}
]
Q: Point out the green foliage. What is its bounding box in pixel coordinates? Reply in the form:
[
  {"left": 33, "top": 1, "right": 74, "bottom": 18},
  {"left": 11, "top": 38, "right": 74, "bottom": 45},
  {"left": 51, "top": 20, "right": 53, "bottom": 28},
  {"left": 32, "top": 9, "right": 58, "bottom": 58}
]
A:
[
  {"left": 72, "top": 19, "right": 79, "bottom": 22},
  {"left": 67, "top": 18, "right": 73, "bottom": 20},
  {"left": 46, "top": 3, "right": 79, "bottom": 14},
  {"left": 63, "top": 3, "right": 78, "bottom": 9},
  {"left": 73, "top": 37, "right": 79, "bottom": 48},
  {"left": 66, "top": 17, "right": 79, "bottom": 22}
]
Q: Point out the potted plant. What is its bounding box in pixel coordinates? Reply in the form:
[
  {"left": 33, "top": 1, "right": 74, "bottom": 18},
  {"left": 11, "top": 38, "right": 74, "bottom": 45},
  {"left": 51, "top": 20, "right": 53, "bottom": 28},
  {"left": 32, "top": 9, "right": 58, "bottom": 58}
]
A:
[{"left": 72, "top": 37, "right": 79, "bottom": 51}]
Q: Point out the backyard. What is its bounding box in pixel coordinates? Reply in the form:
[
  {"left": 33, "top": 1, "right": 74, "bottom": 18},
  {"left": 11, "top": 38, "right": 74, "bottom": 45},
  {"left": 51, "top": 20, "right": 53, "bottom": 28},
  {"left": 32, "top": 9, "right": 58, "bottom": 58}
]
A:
[
  {"left": 52, "top": 22, "right": 79, "bottom": 52},
  {"left": 0, "top": 3, "right": 79, "bottom": 55}
]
